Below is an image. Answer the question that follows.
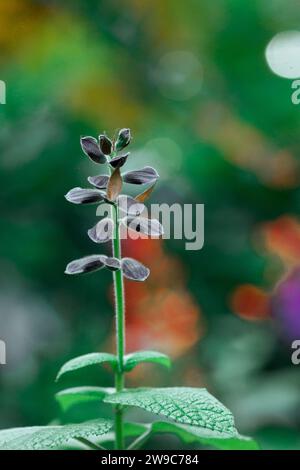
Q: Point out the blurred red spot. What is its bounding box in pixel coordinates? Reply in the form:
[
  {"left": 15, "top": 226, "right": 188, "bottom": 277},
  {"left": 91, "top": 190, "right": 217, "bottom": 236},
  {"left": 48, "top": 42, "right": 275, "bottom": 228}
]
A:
[
  {"left": 230, "top": 284, "right": 270, "bottom": 321},
  {"left": 126, "top": 289, "right": 202, "bottom": 358},
  {"left": 262, "top": 216, "right": 300, "bottom": 265},
  {"left": 107, "top": 237, "right": 202, "bottom": 360}
]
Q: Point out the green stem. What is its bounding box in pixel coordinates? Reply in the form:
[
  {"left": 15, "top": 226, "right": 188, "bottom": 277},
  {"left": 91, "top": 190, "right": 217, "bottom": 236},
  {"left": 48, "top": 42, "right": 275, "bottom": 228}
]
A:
[
  {"left": 111, "top": 202, "right": 125, "bottom": 450},
  {"left": 75, "top": 437, "right": 106, "bottom": 450},
  {"left": 127, "top": 428, "right": 152, "bottom": 450}
]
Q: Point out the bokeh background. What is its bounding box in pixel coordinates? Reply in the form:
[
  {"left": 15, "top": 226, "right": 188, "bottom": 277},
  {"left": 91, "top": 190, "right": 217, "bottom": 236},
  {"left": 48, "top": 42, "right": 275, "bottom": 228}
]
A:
[{"left": 1, "top": 0, "right": 300, "bottom": 450}]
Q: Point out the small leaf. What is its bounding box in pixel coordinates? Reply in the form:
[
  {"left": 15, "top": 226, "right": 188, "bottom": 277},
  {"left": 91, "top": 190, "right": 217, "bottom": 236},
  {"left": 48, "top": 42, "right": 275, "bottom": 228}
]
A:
[
  {"left": 123, "top": 166, "right": 159, "bottom": 185},
  {"left": 65, "top": 255, "right": 106, "bottom": 275},
  {"left": 56, "top": 353, "right": 118, "bottom": 381},
  {"left": 121, "top": 257, "right": 150, "bottom": 282},
  {"left": 80, "top": 136, "right": 106, "bottom": 164},
  {"left": 124, "top": 351, "right": 171, "bottom": 372},
  {"left": 88, "top": 175, "right": 109, "bottom": 189},
  {"left": 115, "top": 128, "right": 131, "bottom": 151},
  {"left": 107, "top": 167, "right": 122, "bottom": 201},
  {"left": 88, "top": 218, "right": 114, "bottom": 244},
  {"left": 124, "top": 217, "right": 164, "bottom": 236},
  {"left": 56, "top": 386, "right": 114, "bottom": 412},
  {"left": 0, "top": 420, "right": 113, "bottom": 450},
  {"left": 65, "top": 187, "right": 105, "bottom": 205},
  {"left": 110, "top": 153, "right": 129, "bottom": 169},
  {"left": 118, "top": 195, "right": 145, "bottom": 217},
  {"left": 99, "top": 134, "right": 112, "bottom": 155},
  {"left": 135, "top": 183, "right": 156, "bottom": 202},
  {"left": 104, "top": 387, "right": 236, "bottom": 433}
]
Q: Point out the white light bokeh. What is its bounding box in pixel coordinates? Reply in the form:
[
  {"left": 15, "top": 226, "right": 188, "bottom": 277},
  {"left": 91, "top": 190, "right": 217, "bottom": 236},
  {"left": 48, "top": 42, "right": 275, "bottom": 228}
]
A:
[{"left": 265, "top": 31, "right": 300, "bottom": 79}]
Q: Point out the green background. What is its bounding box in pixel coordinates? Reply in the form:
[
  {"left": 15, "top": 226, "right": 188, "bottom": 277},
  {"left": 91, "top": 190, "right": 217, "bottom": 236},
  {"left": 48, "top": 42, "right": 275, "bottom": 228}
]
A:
[{"left": 1, "top": 0, "right": 300, "bottom": 449}]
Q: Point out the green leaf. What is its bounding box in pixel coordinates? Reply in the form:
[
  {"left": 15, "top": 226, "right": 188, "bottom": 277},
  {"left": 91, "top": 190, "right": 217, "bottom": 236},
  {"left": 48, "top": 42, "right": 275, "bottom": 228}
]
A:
[
  {"left": 148, "top": 421, "right": 259, "bottom": 450},
  {"left": 124, "top": 351, "right": 171, "bottom": 372},
  {"left": 56, "top": 353, "right": 117, "bottom": 381},
  {"left": 0, "top": 419, "right": 113, "bottom": 450},
  {"left": 105, "top": 387, "right": 236, "bottom": 434},
  {"left": 56, "top": 386, "right": 114, "bottom": 412}
]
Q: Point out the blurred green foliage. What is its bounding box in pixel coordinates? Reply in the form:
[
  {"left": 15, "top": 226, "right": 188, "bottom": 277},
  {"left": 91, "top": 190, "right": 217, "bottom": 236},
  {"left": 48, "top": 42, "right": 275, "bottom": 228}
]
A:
[{"left": 1, "top": 0, "right": 300, "bottom": 449}]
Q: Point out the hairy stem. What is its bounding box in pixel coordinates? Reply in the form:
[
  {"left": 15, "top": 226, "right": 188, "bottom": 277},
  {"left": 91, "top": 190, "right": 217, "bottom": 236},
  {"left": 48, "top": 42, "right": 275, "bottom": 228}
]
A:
[{"left": 111, "top": 202, "right": 125, "bottom": 450}]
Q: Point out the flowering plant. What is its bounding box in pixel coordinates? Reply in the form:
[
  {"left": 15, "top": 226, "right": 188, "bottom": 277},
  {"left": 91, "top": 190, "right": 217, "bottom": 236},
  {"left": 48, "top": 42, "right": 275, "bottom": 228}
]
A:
[{"left": 0, "top": 129, "right": 258, "bottom": 450}]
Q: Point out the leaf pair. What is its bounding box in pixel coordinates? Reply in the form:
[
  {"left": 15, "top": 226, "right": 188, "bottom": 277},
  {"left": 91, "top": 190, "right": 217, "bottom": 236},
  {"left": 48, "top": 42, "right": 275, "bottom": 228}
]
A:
[
  {"left": 65, "top": 255, "right": 120, "bottom": 275},
  {"left": 52, "top": 385, "right": 259, "bottom": 450},
  {"left": 56, "top": 350, "right": 171, "bottom": 382},
  {"left": 89, "top": 166, "right": 159, "bottom": 189},
  {"left": 65, "top": 255, "right": 149, "bottom": 281},
  {"left": 0, "top": 414, "right": 258, "bottom": 451}
]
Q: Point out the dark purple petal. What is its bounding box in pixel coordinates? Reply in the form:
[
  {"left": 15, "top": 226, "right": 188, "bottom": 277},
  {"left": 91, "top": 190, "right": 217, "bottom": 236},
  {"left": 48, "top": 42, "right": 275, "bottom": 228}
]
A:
[
  {"left": 109, "top": 153, "right": 129, "bottom": 169},
  {"left": 123, "top": 217, "right": 164, "bottom": 236},
  {"left": 115, "top": 128, "right": 131, "bottom": 151},
  {"left": 102, "top": 256, "right": 121, "bottom": 271},
  {"left": 65, "top": 255, "right": 105, "bottom": 275},
  {"left": 121, "top": 257, "right": 150, "bottom": 281},
  {"left": 118, "top": 195, "right": 145, "bottom": 217},
  {"left": 123, "top": 166, "right": 159, "bottom": 185},
  {"left": 99, "top": 134, "right": 112, "bottom": 155},
  {"left": 80, "top": 136, "right": 106, "bottom": 164},
  {"left": 65, "top": 187, "right": 106, "bottom": 204},
  {"left": 88, "top": 217, "right": 114, "bottom": 243},
  {"left": 88, "top": 175, "right": 109, "bottom": 189}
]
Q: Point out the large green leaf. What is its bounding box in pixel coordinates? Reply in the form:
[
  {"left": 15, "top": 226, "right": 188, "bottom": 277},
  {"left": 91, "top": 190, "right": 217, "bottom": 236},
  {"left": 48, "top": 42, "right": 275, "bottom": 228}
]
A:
[
  {"left": 0, "top": 419, "right": 113, "bottom": 450},
  {"left": 56, "top": 352, "right": 117, "bottom": 381},
  {"left": 105, "top": 387, "right": 236, "bottom": 434},
  {"left": 124, "top": 351, "right": 171, "bottom": 372},
  {"left": 56, "top": 386, "right": 114, "bottom": 412}
]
